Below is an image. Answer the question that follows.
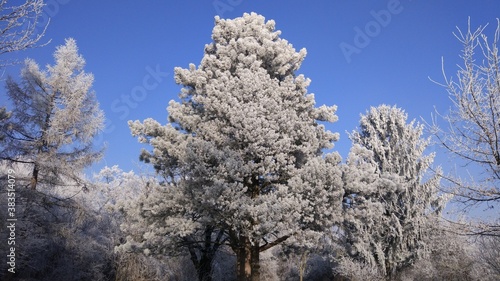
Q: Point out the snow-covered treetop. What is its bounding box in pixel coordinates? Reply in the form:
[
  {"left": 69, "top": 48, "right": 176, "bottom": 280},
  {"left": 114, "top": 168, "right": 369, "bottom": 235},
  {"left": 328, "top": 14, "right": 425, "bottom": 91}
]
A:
[
  {"left": 350, "top": 105, "right": 432, "bottom": 178},
  {"left": 204, "top": 12, "right": 307, "bottom": 80}
]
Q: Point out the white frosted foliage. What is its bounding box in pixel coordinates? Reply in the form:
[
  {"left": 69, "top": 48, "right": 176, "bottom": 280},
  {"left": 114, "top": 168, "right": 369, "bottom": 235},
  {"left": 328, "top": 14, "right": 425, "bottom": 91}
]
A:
[
  {"left": 341, "top": 105, "right": 444, "bottom": 278},
  {"left": 127, "top": 12, "right": 343, "bottom": 278},
  {"left": 0, "top": 38, "right": 104, "bottom": 189}
]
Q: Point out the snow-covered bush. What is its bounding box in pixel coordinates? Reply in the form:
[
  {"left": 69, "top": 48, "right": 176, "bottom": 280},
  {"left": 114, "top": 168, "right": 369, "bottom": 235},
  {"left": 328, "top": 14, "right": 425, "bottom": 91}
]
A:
[{"left": 0, "top": 162, "right": 114, "bottom": 281}]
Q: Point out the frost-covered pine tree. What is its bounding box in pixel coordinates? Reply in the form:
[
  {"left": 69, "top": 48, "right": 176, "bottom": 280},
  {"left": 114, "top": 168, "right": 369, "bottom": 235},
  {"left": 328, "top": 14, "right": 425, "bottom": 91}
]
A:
[
  {"left": 128, "top": 13, "right": 343, "bottom": 281},
  {"left": 341, "top": 105, "right": 444, "bottom": 279},
  {"left": 0, "top": 38, "right": 104, "bottom": 189}
]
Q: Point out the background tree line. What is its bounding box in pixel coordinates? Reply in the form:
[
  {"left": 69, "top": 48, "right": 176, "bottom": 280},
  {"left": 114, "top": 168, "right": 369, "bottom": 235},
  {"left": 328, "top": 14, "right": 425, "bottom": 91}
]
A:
[{"left": 0, "top": 4, "right": 498, "bottom": 281}]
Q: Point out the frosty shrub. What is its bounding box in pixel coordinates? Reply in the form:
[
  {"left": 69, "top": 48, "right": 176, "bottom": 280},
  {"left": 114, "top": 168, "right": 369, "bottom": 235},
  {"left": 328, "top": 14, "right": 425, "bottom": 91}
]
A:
[
  {"left": 336, "top": 256, "right": 384, "bottom": 281},
  {"left": 127, "top": 12, "right": 343, "bottom": 281},
  {"left": 89, "top": 166, "right": 191, "bottom": 281},
  {"left": 476, "top": 235, "right": 500, "bottom": 280},
  {"left": 115, "top": 252, "right": 197, "bottom": 281},
  {"left": 0, "top": 162, "right": 115, "bottom": 281}
]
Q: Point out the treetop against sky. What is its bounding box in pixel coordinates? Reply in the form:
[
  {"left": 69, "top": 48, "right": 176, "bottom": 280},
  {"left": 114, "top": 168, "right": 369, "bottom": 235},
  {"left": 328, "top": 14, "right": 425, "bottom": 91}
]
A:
[{"left": 0, "top": 0, "right": 498, "bottom": 175}]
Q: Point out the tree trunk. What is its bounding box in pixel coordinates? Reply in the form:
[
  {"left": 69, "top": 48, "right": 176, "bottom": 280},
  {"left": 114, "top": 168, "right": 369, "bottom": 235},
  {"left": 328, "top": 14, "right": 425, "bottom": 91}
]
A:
[
  {"left": 298, "top": 251, "right": 309, "bottom": 281},
  {"left": 187, "top": 226, "right": 222, "bottom": 281},
  {"left": 250, "top": 243, "right": 260, "bottom": 281},
  {"left": 235, "top": 236, "right": 261, "bottom": 281},
  {"left": 244, "top": 237, "right": 252, "bottom": 280},
  {"left": 197, "top": 252, "right": 214, "bottom": 281},
  {"left": 235, "top": 247, "right": 242, "bottom": 280},
  {"left": 234, "top": 236, "right": 252, "bottom": 281},
  {"left": 188, "top": 248, "right": 215, "bottom": 281},
  {"left": 30, "top": 164, "right": 39, "bottom": 190}
]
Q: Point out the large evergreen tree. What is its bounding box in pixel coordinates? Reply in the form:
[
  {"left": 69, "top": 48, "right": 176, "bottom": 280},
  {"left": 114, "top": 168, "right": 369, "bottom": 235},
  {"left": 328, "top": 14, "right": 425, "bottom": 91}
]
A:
[
  {"left": 127, "top": 13, "right": 343, "bottom": 281},
  {"left": 341, "top": 105, "right": 444, "bottom": 279},
  {"left": 0, "top": 38, "right": 104, "bottom": 189}
]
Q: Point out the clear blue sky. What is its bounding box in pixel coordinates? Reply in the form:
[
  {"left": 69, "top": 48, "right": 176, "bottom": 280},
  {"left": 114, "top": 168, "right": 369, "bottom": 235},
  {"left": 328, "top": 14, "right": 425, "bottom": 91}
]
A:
[{"left": 2, "top": 0, "right": 499, "bottom": 175}]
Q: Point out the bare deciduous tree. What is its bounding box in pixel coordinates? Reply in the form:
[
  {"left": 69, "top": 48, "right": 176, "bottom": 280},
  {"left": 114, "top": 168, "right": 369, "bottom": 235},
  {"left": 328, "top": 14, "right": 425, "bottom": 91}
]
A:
[
  {"left": 0, "top": 0, "right": 49, "bottom": 65},
  {"left": 431, "top": 19, "right": 500, "bottom": 235},
  {"left": 477, "top": 235, "right": 500, "bottom": 279}
]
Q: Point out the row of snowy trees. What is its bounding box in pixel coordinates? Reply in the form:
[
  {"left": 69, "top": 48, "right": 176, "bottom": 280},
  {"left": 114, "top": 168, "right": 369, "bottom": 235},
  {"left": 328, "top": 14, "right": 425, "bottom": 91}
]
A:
[
  {"left": 119, "top": 13, "right": 500, "bottom": 281},
  {"left": 0, "top": 9, "right": 499, "bottom": 281}
]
